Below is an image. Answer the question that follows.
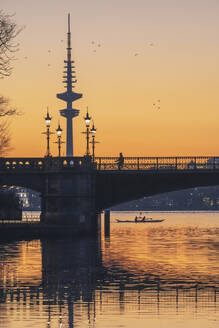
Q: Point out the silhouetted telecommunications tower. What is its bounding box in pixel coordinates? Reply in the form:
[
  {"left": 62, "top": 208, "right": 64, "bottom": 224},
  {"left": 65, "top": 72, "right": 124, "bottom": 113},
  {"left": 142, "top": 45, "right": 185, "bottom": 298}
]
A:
[{"left": 56, "top": 13, "right": 82, "bottom": 156}]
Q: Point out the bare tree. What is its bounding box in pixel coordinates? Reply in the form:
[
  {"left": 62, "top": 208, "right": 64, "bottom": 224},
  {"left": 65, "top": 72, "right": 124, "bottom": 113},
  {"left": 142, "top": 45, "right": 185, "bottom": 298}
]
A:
[
  {"left": 0, "top": 97, "right": 15, "bottom": 154},
  {"left": 0, "top": 11, "right": 23, "bottom": 155},
  {"left": 0, "top": 121, "right": 11, "bottom": 156},
  {"left": 0, "top": 96, "right": 17, "bottom": 116},
  {"left": 0, "top": 10, "right": 22, "bottom": 77}
]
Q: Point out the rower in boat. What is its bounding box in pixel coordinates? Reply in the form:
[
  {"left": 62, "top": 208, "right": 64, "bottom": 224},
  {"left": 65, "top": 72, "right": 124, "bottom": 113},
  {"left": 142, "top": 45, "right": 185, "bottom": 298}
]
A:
[
  {"left": 116, "top": 213, "right": 165, "bottom": 223},
  {"left": 135, "top": 215, "right": 152, "bottom": 222}
]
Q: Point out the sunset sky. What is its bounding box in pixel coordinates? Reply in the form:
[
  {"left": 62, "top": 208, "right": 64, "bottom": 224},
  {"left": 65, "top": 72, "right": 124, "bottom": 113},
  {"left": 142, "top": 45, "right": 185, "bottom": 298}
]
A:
[{"left": 1, "top": 0, "right": 219, "bottom": 157}]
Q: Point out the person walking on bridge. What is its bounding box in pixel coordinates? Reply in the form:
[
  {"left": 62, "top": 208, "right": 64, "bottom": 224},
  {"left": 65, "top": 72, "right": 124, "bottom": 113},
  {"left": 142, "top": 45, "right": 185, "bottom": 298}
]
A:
[{"left": 117, "top": 152, "right": 124, "bottom": 170}]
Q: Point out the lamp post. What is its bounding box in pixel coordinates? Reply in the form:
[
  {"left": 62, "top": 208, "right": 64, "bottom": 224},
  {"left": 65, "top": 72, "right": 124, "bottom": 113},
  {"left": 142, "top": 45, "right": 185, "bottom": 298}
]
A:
[
  {"left": 90, "top": 123, "right": 97, "bottom": 162},
  {"left": 55, "top": 123, "right": 64, "bottom": 157},
  {"left": 42, "top": 109, "right": 54, "bottom": 157},
  {"left": 84, "top": 108, "right": 91, "bottom": 156}
]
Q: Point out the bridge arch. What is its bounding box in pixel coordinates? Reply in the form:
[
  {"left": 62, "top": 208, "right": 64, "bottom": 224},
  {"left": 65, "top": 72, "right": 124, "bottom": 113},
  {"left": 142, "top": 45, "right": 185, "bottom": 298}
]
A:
[
  {"left": 95, "top": 170, "right": 219, "bottom": 211},
  {"left": 0, "top": 172, "right": 44, "bottom": 193}
]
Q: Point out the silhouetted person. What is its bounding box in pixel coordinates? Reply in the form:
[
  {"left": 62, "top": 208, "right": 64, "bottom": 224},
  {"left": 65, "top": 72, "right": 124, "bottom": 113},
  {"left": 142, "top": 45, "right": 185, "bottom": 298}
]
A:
[
  {"left": 142, "top": 216, "right": 146, "bottom": 222},
  {"left": 135, "top": 216, "right": 138, "bottom": 222},
  {"left": 117, "top": 152, "right": 124, "bottom": 170}
]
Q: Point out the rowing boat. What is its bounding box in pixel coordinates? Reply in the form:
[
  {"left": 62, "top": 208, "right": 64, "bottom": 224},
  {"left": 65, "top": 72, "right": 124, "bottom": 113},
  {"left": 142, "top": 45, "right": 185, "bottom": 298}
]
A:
[{"left": 116, "top": 218, "right": 165, "bottom": 223}]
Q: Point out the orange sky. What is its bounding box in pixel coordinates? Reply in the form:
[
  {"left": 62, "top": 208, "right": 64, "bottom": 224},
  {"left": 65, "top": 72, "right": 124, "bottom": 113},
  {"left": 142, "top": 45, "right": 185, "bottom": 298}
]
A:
[{"left": 1, "top": 0, "right": 219, "bottom": 157}]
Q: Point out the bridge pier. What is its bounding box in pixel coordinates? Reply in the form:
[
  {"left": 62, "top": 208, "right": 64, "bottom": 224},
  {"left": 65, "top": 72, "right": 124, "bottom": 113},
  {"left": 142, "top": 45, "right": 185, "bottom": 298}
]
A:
[
  {"left": 40, "top": 157, "right": 97, "bottom": 235},
  {"left": 104, "top": 210, "right": 110, "bottom": 238}
]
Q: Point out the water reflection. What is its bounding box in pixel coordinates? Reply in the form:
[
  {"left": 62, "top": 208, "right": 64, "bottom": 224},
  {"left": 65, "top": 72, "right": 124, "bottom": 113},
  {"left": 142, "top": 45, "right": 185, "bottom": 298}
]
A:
[
  {"left": 0, "top": 237, "right": 101, "bottom": 327},
  {"left": 0, "top": 213, "right": 219, "bottom": 327}
]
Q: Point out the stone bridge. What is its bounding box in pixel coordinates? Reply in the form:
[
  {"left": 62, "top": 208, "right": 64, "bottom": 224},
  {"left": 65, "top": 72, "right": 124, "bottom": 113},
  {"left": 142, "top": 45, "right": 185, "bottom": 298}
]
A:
[{"left": 0, "top": 155, "right": 219, "bottom": 233}]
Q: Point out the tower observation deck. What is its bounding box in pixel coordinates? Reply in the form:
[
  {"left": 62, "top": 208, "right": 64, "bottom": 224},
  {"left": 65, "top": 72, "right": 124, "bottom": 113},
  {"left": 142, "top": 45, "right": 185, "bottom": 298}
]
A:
[{"left": 56, "top": 14, "right": 82, "bottom": 156}]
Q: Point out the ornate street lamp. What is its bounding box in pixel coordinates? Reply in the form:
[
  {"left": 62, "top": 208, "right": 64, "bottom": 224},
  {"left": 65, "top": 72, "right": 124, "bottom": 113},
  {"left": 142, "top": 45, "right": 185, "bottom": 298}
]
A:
[
  {"left": 45, "top": 111, "right": 51, "bottom": 127},
  {"left": 84, "top": 108, "right": 91, "bottom": 156},
  {"left": 90, "top": 122, "right": 98, "bottom": 162},
  {"left": 54, "top": 122, "right": 65, "bottom": 157},
  {"left": 42, "top": 108, "right": 54, "bottom": 157}
]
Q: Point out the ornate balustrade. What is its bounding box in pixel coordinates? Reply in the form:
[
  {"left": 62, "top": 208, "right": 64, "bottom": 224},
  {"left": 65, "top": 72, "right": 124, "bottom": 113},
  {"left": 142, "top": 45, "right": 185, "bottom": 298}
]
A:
[
  {"left": 95, "top": 156, "right": 219, "bottom": 171},
  {"left": 0, "top": 156, "right": 93, "bottom": 171},
  {"left": 0, "top": 156, "right": 219, "bottom": 171}
]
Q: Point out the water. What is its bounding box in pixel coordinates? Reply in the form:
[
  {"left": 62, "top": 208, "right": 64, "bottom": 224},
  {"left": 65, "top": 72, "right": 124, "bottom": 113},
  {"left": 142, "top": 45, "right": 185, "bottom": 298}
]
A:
[{"left": 1, "top": 211, "right": 219, "bottom": 327}]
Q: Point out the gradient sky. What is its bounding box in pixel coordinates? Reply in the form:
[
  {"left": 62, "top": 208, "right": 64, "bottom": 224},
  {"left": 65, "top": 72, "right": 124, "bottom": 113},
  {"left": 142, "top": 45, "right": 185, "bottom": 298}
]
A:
[{"left": 1, "top": 0, "right": 219, "bottom": 157}]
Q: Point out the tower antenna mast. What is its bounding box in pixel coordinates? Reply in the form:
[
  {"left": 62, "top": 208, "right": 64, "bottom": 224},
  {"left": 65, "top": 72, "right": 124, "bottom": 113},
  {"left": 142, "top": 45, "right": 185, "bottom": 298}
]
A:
[{"left": 56, "top": 13, "right": 83, "bottom": 156}]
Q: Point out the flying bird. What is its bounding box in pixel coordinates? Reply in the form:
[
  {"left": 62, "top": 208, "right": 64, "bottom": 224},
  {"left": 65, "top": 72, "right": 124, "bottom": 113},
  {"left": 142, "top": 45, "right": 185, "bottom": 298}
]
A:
[{"left": 152, "top": 100, "right": 161, "bottom": 109}]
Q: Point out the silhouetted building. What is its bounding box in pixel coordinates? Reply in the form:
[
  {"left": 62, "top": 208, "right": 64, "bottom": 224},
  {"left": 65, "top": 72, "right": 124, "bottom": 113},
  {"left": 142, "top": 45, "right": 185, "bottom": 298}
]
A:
[{"left": 7, "top": 187, "right": 40, "bottom": 211}]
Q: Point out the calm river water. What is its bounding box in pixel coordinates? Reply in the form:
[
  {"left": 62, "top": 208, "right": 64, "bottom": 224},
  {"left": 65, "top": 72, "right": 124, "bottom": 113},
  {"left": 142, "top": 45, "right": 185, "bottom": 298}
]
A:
[{"left": 1, "top": 211, "right": 219, "bottom": 327}]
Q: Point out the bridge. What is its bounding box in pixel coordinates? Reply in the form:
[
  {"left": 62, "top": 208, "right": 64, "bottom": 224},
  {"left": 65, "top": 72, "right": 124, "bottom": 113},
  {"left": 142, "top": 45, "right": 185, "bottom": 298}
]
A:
[{"left": 0, "top": 155, "right": 219, "bottom": 234}]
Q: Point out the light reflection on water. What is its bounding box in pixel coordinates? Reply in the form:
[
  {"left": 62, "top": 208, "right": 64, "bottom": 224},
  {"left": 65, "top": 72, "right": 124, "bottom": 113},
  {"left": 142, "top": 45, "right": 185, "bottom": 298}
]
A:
[{"left": 0, "top": 212, "right": 219, "bottom": 327}]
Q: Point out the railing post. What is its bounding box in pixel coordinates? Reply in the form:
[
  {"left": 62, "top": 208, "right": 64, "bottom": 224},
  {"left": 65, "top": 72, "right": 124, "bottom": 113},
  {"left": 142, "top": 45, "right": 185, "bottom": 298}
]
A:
[
  {"left": 213, "top": 157, "right": 216, "bottom": 170},
  {"left": 175, "top": 157, "right": 177, "bottom": 170},
  {"left": 137, "top": 158, "right": 139, "bottom": 170},
  {"left": 194, "top": 157, "right": 197, "bottom": 170},
  {"left": 98, "top": 158, "right": 101, "bottom": 170},
  {"left": 156, "top": 157, "right": 159, "bottom": 170}
]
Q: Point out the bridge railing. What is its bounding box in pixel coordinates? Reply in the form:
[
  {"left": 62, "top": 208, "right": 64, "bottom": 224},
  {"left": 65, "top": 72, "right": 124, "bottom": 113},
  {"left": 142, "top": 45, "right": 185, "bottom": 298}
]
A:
[
  {"left": 95, "top": 156, "right": 219, "bottom": 171},
  {"left": 1, "top": 156, "right": 219, "bottom": 171},
  {"left": 0, "top": 156, "right": 94, "bottom": 170}
]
